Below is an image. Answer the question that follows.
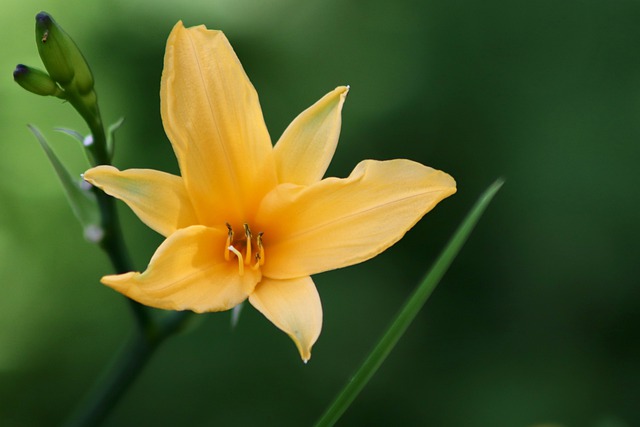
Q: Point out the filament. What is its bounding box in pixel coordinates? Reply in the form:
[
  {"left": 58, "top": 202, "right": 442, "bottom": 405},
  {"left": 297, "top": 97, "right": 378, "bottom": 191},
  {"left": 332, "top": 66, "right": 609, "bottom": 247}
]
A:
[{"left": 244, "top": 223, "right": 252, "bottom": 264}]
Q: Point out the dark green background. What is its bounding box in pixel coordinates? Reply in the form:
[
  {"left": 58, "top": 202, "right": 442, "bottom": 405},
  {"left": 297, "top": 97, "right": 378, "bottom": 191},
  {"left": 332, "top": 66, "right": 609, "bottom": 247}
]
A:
[{"left": 1, "top": 0, "right": 638, "bottom": 426}]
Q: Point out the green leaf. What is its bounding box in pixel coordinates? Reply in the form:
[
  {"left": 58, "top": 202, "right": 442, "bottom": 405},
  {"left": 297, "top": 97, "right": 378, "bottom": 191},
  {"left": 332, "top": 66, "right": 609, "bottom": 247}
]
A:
[
  {"left": 314, "top": 178, "right": 504, "bottom": 427},
  {"left": 28, "top": 125, "right": 102, "bottom": 241}
]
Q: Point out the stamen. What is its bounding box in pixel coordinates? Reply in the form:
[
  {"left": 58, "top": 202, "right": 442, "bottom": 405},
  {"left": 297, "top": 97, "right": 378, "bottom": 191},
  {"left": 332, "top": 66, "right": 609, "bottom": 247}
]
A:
[
  {"left": 224, "top": 223, "right": 233, "bottom": 261},
  {"left": 223, "top": 223, "right": 264, "bottom": 273},
  {"left": 228, "top": 245, "right": 244, "bottom": 276},
  {"left": 257, "top": 232, "right": 265, "bottom": 266},
  {"left": 243, "top": 223, "right": 252, "bottom": 265}
]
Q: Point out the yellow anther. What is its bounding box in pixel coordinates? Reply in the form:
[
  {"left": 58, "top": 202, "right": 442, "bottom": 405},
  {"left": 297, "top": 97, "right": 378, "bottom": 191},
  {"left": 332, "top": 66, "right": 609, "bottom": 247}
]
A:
[
  {"left": 243, "top": 223, "right": 252, "bottom": 265},
  {"left": 228, "top": 245, "right": 244, "bottom": 276}
]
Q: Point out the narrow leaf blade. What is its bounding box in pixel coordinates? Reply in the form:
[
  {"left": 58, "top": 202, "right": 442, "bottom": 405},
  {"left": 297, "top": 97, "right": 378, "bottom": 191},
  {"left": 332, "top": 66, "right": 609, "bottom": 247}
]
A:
[{"left": 314, "top": 178, "right": 504, "bottom": 427}]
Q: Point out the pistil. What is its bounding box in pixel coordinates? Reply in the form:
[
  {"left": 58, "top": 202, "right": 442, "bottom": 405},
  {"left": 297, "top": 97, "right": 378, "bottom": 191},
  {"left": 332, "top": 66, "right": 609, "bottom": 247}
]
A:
[{"left": 227, "top": 245, "right": 244, "bottom": 276}]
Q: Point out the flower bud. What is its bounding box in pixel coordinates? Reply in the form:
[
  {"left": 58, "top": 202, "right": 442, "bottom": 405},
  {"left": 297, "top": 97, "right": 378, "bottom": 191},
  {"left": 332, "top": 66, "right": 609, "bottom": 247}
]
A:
[
  {"left": 13, "top": 64, "right": 65, "bottom": 98},
  {"left": 35, "top": 12, "right": 94, "bottom": 93}
]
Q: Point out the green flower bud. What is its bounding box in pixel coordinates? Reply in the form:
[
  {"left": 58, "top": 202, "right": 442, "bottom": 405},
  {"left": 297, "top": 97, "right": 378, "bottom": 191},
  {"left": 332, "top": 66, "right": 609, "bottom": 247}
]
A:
[
  {"left": 35, "top": 12, "right": 94, "bottom": 93},
  {"left": 13, "top": 64, "right": 65, "bottom": 98}
]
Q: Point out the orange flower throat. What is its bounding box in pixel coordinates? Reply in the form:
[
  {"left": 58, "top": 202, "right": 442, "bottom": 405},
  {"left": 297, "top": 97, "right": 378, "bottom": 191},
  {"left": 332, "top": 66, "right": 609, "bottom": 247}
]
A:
[{"left": 224, "top": 223, "right": 265, "bottom": 275}]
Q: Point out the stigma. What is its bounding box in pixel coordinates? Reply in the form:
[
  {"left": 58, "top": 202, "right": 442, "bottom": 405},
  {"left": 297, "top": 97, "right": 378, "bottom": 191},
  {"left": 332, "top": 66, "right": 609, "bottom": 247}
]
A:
[{"left": 224, "top": 223, "right": 265, "bottom": 275}]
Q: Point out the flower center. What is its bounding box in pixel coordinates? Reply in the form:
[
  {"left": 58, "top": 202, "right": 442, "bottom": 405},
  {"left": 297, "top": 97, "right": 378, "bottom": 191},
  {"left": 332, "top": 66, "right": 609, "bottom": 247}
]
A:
[{"left": 224, "top": 223, "right": 265, "bottom": 276}]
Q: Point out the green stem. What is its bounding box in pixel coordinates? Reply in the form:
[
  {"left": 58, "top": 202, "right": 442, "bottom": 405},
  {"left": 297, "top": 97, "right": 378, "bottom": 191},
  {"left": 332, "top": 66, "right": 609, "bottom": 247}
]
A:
[
  {"left": 314, "top": 179, "right": 504, "bottom": 427},
  {"left": 93, "top": 184, "right": 151, "bottom": 329},
  {"left": 63, "top": 82, "right": 161, "bottom": 424},
  {"left": 66, "top": 91, "right": 110, "bottom": 165},
  {"left": 62, "top": 311, "right": 192, "bottom": 427},
  {"left": 66, "top": 86, "right": 152, "bottom": 329}
]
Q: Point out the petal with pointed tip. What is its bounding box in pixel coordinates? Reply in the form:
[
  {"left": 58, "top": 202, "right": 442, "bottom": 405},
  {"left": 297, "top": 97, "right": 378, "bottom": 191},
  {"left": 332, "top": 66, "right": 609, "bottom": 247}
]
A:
[
  {"left": 249, "top": 276, "right": 322, "bottom": 362},
  {"left": 161, "top": 22, "right": 276, "bottom": 226},
  {"left": 258, "top": 159, "right": 457, "bottom": 279},
  {"left": 101, "top": 225, "right": 261, "bottom": 312},
  {"left": 273, "top": 86, "right": 349, "bottom": 185},
  {"left": 84, "top": 165, "right": 198, "bottom": 237}
]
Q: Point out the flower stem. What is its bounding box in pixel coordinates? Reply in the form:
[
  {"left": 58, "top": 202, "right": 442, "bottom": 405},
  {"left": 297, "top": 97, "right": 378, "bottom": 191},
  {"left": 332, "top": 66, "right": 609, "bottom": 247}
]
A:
[
  {"left": 93, "top": 183, "right": 152, "bottom": 329},
  {"left": 23, "top": 15, "right": 185, "bottom": 425},
  {"left": 314, "top": 179, "right": 504, "bottom": 427},
  {"left": 63, "top": 74, "right": 162, "bottom": 425},
  {"left": 62, "top": 311, "right": 192, "bottom": 427},
  {"left": 61, "top": 156, "right": 188, "bottom": 426}
]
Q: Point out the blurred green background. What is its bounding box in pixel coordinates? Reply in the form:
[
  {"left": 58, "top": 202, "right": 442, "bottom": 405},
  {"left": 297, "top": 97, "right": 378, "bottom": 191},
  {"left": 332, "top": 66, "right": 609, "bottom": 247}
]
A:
[{"left": 1, "top": 0, "right": 638, "bottom": 426}]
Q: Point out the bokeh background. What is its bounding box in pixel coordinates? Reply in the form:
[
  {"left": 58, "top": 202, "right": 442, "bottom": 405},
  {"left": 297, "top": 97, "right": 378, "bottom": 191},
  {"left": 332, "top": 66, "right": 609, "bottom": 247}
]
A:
[{"left": 1, "top": 0, "right": 638, "bottom": 426}]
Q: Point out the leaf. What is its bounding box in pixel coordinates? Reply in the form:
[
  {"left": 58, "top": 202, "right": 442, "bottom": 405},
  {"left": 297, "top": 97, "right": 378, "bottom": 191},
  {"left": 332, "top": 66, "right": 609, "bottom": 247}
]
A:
[
  {"left": 314, "top": 178, "right": 505, "bottom": 427},
  {"left": 28, "top": 124, "right": 102, "bottom": 241}
]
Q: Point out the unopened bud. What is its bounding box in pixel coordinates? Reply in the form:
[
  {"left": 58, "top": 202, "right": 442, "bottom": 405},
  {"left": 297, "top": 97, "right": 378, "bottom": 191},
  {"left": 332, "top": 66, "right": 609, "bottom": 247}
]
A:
[
  {"left": 13, "top": 64, "right": 64, "bottom": 98},
  {"left": 35, "top": 12, "right": 94, "bottom": 93}
]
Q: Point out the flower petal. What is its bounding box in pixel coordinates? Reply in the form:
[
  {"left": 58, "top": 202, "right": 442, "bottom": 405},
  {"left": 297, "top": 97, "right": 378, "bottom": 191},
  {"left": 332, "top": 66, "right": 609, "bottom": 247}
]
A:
[
  {"left": 249, "top": 276, "right": 322, "bottom": 362},
  {"left": 161, "top": 22, "right": 277, "bottom": 226},
  {"left": 273, "top": 86, "right": 349, "bottom": 185},
  {"left": 257, "top": 159, "right": 456, "bottom": 279},
  {"left": 102, "top": 225, "right": 261, "bottom": 313},
  {"left": 84, "top": 165, "right": 198, "bottom": 237}
]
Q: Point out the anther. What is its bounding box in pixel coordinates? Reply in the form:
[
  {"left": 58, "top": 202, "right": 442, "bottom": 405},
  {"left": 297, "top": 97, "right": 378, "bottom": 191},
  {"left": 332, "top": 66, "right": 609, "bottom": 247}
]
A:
[
  {"left": 228, "top": 245, "right": 244, "bottom": 276},
  {"left": 225, "top": 223, "right": 233, "bottom": 261}
]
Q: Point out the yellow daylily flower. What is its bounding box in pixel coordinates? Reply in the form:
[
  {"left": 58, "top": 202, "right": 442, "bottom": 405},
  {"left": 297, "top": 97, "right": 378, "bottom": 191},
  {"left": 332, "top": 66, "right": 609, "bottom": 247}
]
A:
[{"left": 84, "top": 21, "right": 456, "bottom": 362}]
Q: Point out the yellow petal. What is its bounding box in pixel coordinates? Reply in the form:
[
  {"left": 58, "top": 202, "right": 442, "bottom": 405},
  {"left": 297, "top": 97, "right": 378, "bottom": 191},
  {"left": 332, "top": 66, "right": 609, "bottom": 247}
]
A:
[
  {"left": 258, "top": 159, "right": 456, "bottom": 279},
  {"left": 273, "top": 86, "right": 349, "bottom": 185},
  {"left": 161, "top": 22, "right": 277, "bottom": 226},
  {"left": 84, "top": 165, "right": 198, "bottom": 237},
  {"left": 249, "top": 276, "right": 322, "bottom": 362},
  {"left": 102, "top": 225, "right": 261, "bottom": 313}
]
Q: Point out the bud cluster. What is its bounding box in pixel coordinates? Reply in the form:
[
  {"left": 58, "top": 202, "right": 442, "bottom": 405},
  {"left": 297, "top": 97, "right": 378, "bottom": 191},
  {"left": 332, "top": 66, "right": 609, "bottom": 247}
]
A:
[
  {"left": 14, "top": 11, "right": 113, "bottom": 166},
  {"left": 13, "top": 12, "right": 122, "bottom": 246},
  {"left": 14, "top": 12, "right": 101, "bottom": 134}
]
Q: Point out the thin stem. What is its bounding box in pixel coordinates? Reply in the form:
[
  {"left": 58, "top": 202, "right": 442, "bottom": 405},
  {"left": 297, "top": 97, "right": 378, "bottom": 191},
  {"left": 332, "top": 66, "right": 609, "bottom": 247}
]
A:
[
  {"left": 93, "top": 185, "right": 151, "bottom": 329},
  {"left": 314, "top": 179, "right": 504, "bottom": 427},
  {"left": 26, "top": 20, "right": 183, "bottom": 425},
  {"left": 63, "top": 80, "right": 161, "bottom": 424},
  {"left": 66, "top": 91, "right": 110, "bottom": 166},
  {"left": 67, "top": 88, "right": 152, "bottom": 329},
  {"left": 62, "top": 311, "right": 192, "bottom": 427}
]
